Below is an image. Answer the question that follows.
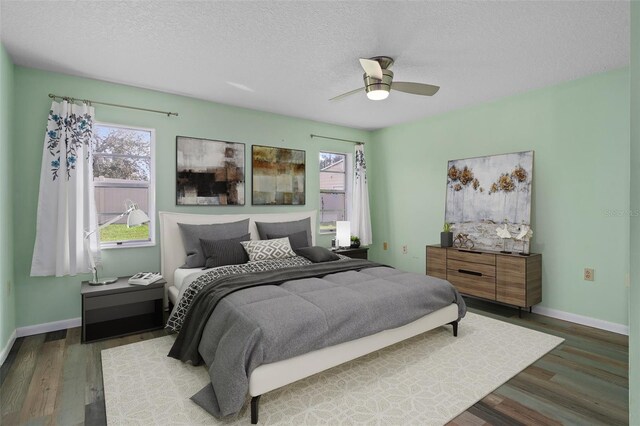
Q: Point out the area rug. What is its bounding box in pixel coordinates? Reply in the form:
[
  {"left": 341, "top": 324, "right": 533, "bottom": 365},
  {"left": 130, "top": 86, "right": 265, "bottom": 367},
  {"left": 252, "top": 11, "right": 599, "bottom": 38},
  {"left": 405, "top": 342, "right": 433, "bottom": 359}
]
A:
[{"left": 102, "top": 312, "right": 563, "bottom": 425}]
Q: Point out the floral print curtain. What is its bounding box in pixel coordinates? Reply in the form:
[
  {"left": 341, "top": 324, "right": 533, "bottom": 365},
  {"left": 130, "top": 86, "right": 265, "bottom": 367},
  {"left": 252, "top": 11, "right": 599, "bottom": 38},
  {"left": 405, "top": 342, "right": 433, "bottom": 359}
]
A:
[
  {"left": 351, "top": 144, "right": 372, "bottom": 245},
  {"left": 30, "top": 100, "right": 99, "bottom": 277}
]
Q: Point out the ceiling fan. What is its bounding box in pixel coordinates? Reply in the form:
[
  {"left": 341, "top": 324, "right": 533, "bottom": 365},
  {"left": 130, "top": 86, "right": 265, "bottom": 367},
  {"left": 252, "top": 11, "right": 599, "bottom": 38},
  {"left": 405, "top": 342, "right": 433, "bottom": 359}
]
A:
[{"left": 330, "top": 56, "right": 440, "bottom": 101}]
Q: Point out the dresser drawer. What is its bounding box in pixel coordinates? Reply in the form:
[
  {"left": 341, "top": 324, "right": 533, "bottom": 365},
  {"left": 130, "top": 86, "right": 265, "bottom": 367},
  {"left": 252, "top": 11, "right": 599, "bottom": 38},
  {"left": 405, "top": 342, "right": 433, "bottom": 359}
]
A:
[
  {"left": 447, "top": 268, "right": 496, "bottom": 300},
  {"left": 84, "top": 286, "right": 163, "bottom": 310},
  {"left": 447, "top": 249, "right": 496, "bottom": 266},
  {"left": 447, "top": 259, "right": 496, "bottom": 278}
]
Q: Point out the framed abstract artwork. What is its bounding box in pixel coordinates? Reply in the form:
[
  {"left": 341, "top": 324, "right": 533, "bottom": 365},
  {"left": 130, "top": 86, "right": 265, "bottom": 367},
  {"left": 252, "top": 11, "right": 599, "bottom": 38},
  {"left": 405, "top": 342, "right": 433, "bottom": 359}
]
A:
[
  {"left": 444, "top": 150, "right": 534, "bottom": 251},
  {"left": 176, "top": 136, "right": 245, "bottom": 205},
  {"left": 252, "top": 145, "right": 305, "bottom": 205}
]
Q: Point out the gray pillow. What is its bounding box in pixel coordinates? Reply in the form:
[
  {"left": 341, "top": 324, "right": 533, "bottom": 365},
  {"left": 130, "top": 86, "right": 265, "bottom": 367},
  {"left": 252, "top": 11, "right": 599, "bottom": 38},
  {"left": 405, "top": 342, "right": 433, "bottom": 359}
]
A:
[
  {"left": 178, "top": 219, "right": 250, "bottom": 268},
  {"left": 255, "top": 218, "right": 311, "bottom": 248},
  {"left": 294, "top": 246, "right": 341, "bottom": 263},
  {"left": 266, "top": 230, "right": 309, "bottom": 250},
  {"left": 200, "top": 234, "right": 250, "bottom": 269}
]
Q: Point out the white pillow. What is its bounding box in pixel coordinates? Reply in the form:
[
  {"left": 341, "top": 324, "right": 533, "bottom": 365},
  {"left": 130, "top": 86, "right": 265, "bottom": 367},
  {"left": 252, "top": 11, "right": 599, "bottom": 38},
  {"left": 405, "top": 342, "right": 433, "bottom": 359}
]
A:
[{"left": 241, "top": 237, "right": 296, "bottom": 262}]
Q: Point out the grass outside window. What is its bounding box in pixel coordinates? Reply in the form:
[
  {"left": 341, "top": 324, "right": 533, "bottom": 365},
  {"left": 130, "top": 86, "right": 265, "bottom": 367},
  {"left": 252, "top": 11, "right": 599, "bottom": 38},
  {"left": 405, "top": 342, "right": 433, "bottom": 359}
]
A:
[{"left": 99, "top": 223, "right": 150, "bottom": 243}]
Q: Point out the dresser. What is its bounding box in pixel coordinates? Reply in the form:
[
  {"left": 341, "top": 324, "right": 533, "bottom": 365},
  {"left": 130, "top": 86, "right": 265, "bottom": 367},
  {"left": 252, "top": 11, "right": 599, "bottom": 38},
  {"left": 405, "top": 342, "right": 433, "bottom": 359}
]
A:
[{"left": 426, "top": 245, "right": 541, "bottom": 315}]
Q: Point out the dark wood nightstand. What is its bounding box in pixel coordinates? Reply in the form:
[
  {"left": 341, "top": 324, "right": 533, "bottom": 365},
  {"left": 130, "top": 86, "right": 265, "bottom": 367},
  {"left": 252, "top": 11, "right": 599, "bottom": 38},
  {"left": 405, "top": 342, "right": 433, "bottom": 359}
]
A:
[
  {"left": 334, "top": 247, "right": 369, "bottom": 259},
  {"left": 81, "top": 277, "right": 166, "bottom": 343}
]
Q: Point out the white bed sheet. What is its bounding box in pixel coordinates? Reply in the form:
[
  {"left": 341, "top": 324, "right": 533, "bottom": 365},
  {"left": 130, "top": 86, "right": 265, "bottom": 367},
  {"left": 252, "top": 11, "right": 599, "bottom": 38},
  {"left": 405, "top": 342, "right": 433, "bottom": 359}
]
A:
[{"left": 173, "top": 267, "right": 206, "bottom": 291}]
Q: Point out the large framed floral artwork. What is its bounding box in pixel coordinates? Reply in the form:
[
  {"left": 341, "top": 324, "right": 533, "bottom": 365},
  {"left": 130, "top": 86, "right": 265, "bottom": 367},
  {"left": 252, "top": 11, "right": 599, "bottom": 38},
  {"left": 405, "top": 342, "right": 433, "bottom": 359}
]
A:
[
  {"left": 444, "top": 151, "right": 534, "bottom": 251},
  {"left": 176, "top": 136, "right": 245, "bottom": 205}
]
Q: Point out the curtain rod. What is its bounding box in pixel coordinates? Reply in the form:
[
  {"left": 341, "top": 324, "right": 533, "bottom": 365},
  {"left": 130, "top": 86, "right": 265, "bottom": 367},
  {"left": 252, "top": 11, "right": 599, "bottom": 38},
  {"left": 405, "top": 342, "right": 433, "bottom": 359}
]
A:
[
  {"left": 310, "top": 134, "right": 364, "bottom": 145},
  {"left": 48, "top": 93, "right": 179, "bottom": 117}
]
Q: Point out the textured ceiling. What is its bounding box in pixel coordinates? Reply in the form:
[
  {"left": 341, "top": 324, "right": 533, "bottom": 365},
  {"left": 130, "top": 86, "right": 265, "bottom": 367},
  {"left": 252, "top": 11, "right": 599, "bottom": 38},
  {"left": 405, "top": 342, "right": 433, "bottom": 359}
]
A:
[{"left": 0, "top": 1, "right": 630, "bottom": 130}]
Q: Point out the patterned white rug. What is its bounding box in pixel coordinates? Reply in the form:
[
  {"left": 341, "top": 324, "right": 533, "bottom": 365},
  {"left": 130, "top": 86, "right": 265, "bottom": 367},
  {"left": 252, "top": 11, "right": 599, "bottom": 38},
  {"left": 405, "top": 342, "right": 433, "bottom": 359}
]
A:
[{"left": 102, "top": 312, "right": 563, "bottom": 425}]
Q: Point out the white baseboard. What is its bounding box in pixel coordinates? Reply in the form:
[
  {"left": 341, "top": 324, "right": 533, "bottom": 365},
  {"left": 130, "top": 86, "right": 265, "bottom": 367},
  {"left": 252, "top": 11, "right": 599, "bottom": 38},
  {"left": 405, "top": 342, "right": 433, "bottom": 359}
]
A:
[
  {"left": 1, "top": 317, "right": 82, "bottom": 366},
  {"left": 16, "top": 317, "right": 81, "bottom": 338},
  {"left": 532, "top": 306, "right": 629, "bottom": 336},
  {"left": 0, "top": 330, "right": 17, "bottom": 366}
]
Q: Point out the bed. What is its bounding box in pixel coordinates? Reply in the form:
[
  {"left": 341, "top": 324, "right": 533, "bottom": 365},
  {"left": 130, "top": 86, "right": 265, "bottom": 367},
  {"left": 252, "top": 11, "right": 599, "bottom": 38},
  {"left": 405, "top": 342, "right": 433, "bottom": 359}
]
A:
[{"left": 159, "top": 210, "right": 465, "bottom": 424}]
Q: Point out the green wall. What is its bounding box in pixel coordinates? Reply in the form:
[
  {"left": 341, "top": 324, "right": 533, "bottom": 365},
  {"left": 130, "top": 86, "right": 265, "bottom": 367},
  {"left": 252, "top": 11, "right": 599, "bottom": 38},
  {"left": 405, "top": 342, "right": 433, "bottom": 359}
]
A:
[
  {"left": 12, "top": 66, "right": 369, "bottom": 328},
  {"left": 368, "top": 68, "right": 630, "bottom": 327},
  {"left": 629, "top": 1, "right": 639, "bottom": 422},
  {"left": 8, "top": 62, "right": 634, "bottom": 361},
  {"left": 0, "top": 45, "right": 16, "bottom": 353}
]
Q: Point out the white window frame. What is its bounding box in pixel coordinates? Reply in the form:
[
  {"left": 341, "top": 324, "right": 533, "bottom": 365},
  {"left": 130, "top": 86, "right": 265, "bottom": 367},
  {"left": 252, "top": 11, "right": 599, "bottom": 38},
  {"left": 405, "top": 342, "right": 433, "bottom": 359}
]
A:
[
  {"left": 94, "top": 122, "right": 156, "bottom": 249},
  {"left": 319, "top": 151, "right": 352, "bottom": 234}
]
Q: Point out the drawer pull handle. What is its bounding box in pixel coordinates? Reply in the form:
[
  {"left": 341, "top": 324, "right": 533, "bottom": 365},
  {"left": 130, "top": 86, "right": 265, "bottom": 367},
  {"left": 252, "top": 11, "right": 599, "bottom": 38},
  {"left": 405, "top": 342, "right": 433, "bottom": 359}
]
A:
[
  {"left": 458, "top": 269, "right": 482, "bottom": 277},
  {"left": 458, "top": 249, "right": 481, "bottom": 254}
]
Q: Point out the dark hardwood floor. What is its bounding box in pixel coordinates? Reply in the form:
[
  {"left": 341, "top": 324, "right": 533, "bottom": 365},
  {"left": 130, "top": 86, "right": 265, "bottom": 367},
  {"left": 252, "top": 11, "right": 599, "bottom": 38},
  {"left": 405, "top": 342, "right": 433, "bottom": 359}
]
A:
[
  {"left": 449, "top": 299, "right": 629, "bottom": 426},
  {"left": 0, "top": 298, "right": 628, "bottom": 425}
]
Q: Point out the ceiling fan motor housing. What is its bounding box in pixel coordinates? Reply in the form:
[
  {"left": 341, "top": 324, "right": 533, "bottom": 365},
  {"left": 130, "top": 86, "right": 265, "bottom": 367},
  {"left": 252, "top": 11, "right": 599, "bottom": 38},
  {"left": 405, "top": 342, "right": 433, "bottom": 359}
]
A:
[{"left": 363, "top": 69, "right": 394, "bottom": 96}]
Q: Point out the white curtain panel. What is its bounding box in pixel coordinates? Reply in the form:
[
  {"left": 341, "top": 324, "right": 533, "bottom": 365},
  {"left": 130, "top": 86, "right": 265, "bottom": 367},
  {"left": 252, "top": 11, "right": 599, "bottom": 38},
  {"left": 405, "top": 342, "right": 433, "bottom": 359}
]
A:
[
  {"left": 350, "top": 144, "right": 372, "bottom": 245},
  {"left": 30, "top": 101, "right": 99, "bottom": 277}
]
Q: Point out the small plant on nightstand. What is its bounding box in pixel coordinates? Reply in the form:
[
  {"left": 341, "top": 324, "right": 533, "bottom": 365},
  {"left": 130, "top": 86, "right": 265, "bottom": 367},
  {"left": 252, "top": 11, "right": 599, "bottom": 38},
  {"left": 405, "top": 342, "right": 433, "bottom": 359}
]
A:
[
  {"left": 350, "top": 235, "right": 361, "bottom": 248},
  {"left": 441, "top": 222, "right": 453, "bottom": 247}
]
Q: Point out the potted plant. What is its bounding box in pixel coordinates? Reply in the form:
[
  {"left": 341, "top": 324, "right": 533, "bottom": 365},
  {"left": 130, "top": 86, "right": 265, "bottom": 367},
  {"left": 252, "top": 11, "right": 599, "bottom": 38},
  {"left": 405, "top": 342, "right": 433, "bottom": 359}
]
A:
[
  {"left": 350, "top": 235, "right": 361, "bottom": 248},
  {"left": 441, "top": 222, "right": 453, "bottom": 247}
]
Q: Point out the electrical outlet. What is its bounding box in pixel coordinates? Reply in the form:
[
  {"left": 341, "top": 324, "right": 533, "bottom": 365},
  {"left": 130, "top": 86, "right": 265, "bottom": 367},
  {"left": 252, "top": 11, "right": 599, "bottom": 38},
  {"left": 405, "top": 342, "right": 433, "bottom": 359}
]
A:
[
  {"left": 402, "top": 245, "right": 408, "bottom": 254},
  {"left": 584, "top": 268, "right": 595, "bottom": 281},
  {"left": 383, "top": 242, "right": 388, "bottom": 250}
]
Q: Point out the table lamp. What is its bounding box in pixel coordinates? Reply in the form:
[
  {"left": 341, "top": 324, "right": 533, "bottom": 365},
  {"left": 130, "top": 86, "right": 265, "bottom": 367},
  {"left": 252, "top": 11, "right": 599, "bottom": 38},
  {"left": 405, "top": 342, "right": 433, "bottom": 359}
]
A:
[
  {"left": 84, "top": 199, "right": 150, "bottom": 285},
  {"left": 336, "top": 221, "right": 351, "bottom": 249}
]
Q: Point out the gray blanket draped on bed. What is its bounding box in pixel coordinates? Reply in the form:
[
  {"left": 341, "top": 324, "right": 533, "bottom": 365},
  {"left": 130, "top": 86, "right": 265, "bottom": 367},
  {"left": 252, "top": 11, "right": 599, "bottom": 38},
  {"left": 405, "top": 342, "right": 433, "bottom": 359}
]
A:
[{"left": 169, "top": 259, "right": 466, "bottom": 418}]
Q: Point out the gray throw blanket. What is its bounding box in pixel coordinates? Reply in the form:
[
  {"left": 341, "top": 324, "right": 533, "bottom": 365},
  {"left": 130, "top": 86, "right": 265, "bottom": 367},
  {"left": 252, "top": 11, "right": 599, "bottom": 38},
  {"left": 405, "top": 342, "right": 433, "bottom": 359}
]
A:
[{"left": 171, "top": 259, "right": 466, "bottom": 418}]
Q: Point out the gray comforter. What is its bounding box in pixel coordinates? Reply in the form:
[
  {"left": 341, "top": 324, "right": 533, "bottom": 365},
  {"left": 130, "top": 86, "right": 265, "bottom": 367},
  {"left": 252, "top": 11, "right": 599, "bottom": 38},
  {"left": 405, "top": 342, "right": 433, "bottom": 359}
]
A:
[{"left": 170, "top": 258, "right": 466, "bottom": 418}]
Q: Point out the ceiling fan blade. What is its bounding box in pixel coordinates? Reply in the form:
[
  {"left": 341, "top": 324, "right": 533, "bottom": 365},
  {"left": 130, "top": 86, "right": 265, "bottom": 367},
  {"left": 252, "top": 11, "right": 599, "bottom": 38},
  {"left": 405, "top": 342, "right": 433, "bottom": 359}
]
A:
[
  {"left": 329, "top": 87, "right": 364, "bottom": 101},
  {"left": 391, "top": 81, "right": 440, "bottom": 96},
  {"left": 359, "top": 58, "right": 383, "bottom": 80}
]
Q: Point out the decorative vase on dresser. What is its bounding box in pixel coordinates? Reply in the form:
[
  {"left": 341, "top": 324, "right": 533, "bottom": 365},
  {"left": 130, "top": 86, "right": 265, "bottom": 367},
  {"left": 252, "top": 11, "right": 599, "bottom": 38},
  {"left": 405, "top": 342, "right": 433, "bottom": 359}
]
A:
[
  {"left": 426, "top": 245, "right": 541, "bottom": 316},
  {"left": 440, "top": 231, "right": 453, "bottom": 247}
]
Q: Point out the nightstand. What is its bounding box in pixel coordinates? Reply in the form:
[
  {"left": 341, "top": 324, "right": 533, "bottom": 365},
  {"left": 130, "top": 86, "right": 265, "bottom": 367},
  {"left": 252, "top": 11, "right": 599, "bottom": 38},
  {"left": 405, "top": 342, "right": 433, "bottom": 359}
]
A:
[
  {"left": 334, "top": 247, "right": 369, "bottom": 259},
  {"left": 81, "top": 277, "right": 166, "bottom": 343}
]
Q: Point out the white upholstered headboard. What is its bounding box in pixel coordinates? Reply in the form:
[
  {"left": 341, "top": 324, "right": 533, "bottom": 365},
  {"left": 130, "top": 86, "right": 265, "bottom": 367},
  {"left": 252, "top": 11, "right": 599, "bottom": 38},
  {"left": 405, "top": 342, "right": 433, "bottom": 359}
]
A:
[{"left": 159, "top": 210, "right": 317, "bottom": 291}]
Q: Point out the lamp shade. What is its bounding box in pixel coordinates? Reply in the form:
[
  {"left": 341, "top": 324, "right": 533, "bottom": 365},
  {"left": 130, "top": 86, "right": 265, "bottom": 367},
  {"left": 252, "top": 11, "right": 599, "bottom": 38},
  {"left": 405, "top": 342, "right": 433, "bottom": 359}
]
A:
[
  {"left": 336, "top": 221, "right": 351, "bottom": 248},
  {"left": 127, "top": 208, "right": 150, "bottom": 228},
  {"left": 366, "top": 89, "right": 390, "bottom": 101}
]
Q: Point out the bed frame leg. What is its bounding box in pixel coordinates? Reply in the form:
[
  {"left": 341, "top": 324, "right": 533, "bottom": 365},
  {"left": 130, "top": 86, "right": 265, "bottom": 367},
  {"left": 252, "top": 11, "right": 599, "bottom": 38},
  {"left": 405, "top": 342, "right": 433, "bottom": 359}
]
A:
[
  {"left": 448, "top": 321, "right": 458, "bottom": 337},
  {"left": 251, "top": 395, "right": 261, "bottom": 424}
]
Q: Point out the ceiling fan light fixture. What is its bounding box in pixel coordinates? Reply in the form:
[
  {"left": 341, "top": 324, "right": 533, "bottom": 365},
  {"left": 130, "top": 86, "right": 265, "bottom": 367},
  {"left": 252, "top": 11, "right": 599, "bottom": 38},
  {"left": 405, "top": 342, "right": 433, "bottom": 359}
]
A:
[
  {"left": 330, "top": 56, "right": 440, "bottom": 101},
  {"left": 366, "top": 89, "right": 389, "bottom": 101},
  {"left": 363, "top": 69, "right": 393, "bottom": 101}
]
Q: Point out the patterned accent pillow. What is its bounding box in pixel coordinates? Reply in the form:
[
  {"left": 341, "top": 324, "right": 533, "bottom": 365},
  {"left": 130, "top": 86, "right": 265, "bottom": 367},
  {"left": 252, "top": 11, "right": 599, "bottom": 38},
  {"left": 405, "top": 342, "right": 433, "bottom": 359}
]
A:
[{"left": 241, "top": 238, "right": 296, "bottom": 262}]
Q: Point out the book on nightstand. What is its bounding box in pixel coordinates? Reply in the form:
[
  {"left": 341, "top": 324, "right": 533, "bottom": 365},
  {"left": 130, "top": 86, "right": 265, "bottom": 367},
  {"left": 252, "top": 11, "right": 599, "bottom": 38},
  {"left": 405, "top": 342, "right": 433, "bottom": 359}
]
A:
[{"left": 128, "top": 272, "right": 163, "bottom": 286}]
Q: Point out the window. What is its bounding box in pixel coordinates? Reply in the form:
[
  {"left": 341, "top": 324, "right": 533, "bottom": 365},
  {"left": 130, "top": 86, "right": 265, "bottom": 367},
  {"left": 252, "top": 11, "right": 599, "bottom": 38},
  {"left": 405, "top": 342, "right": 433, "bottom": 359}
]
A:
[
  {"left": 319, "top": 151, "right": 350, "bottom": 233},
  {"left": 93, "top": 123, "right": 155, "bottom": 247}
]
